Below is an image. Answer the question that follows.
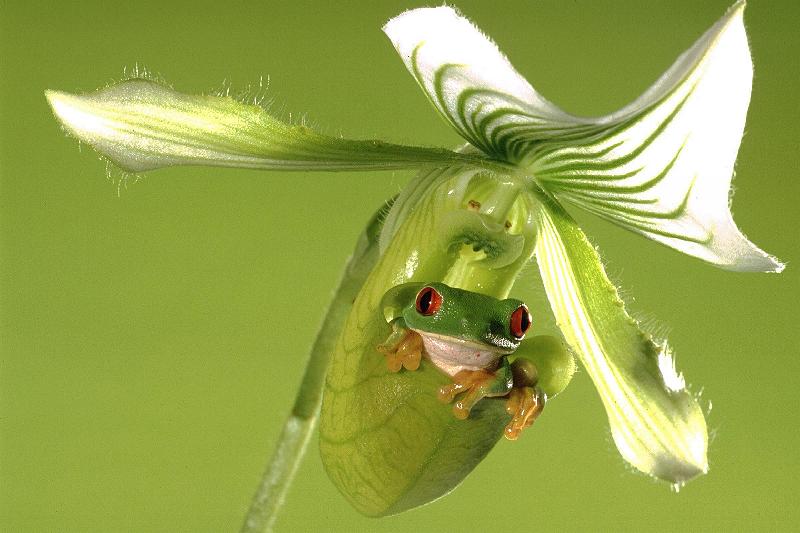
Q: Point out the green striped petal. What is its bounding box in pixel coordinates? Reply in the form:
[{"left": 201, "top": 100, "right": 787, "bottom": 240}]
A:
[
  {"left": 385, "top": 3, "right": 782, "bottom": 273},
  {"left": 534, "top": 193, "right": 708, "bottom": 485},
  {"left": 383, "top": 6, "right": 591, "bottom": 163},
  {"left": 46, "top": 79, "right": 497, "bottom": 173},
  {"left": 531, "top": 2, "right": 782, "bottom": 272}
]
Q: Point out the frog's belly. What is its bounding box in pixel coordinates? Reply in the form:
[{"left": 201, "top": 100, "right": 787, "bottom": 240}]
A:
[{"left": 414, "top": 331, "right": 506, "bottom": 377}]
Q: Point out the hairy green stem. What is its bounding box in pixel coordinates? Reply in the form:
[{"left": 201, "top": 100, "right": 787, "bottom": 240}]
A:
[{"left": 240, "top": 203, "right": 388, "bottom": 532}]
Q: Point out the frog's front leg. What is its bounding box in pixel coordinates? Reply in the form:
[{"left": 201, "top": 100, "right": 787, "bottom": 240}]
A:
[
  {"left": 438, "top": 358, "right": 514, "bottom": 420},
  {"left": 376, "top": 318, "right": 423, "bottom": 372},
  {"left": 436, "top": 357, "right": 545, "bottom": 440}
]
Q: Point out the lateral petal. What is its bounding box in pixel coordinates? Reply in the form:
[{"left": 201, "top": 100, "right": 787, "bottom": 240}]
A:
[
  {"left": 535, "top": 195, "right": 708, "bottom": 484},
  {"left": 46, "top": 79, "right": 492, "bottom": 173}
]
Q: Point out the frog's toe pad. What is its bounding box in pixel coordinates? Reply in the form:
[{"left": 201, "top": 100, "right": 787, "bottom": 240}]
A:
[
  {"left": 504, "top": 387, "right": 545, "bottom": 440},
  {"left": 384, "top": 353, "right": 403, "bottom": 373},
  {"left": 397, "top": 342, "right": 421, "bottom": 371},
  {"left": 377, "top": 331, "right": 422, "bottom": 372}
]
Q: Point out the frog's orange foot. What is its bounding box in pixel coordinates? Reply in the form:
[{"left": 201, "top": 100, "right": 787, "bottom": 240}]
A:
[
  {"left": 377, "top": 330, "right": 423, "bottom": 372},
  {"left": 504, "top": 386, "right": 545, "bottom": 440},
  {"left": 437, "top": 369, "right": 496, "bottom": 420}
]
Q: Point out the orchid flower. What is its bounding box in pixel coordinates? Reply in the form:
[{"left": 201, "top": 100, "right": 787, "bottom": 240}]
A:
[{"left": 46, "top": 1, "right": 782, "bottom": 528}]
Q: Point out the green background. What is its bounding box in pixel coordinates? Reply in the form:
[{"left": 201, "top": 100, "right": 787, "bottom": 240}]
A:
[{"left": 2, "top": 0, "right": 798, "bottom": 530}]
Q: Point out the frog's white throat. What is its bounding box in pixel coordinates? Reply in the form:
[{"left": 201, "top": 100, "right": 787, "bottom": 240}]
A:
[{"left": 412, "top": 330, "right": 510, "bottom": 377}]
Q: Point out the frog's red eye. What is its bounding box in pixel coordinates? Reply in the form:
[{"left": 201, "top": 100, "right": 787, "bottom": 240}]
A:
[
  {"left": 415, "top": 286, "right": 442, "bottom": 316},
  {"left": 510, "top": 305, "right": 532, "bottom": 339}
]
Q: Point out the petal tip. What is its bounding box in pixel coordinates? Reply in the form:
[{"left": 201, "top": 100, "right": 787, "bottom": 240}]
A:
[
  {"left": 45, "top": 89, "right": 76, "bottom": 127},
  {"left": 754, "top": 255, "right": 785, "bottom": 274},
  {"left": 611, "top": 411, "right": 709, "bottom": 485},
  {"left": 382, "top": 6, "right": 459, "bottom": 36},
  {"left": 718, "top": 242, "right": 785, "bottom": 273}
]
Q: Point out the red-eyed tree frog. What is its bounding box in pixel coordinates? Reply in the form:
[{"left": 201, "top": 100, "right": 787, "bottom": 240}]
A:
[{"left": 378, "top": 281, "right": 575, "bottom": 439}]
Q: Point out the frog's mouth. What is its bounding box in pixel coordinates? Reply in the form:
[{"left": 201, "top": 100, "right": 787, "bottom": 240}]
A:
[{"left": 417, "top": 331, "right": 517, "bottom": 353}]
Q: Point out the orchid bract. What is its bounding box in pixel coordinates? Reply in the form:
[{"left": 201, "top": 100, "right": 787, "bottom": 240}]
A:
[{"left": 45, "top": 1, "right": 782, "bottom": 530}]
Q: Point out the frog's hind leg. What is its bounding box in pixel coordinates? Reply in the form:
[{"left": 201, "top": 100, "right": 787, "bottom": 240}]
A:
[
  {"left": 377, "top": 319, "right": 423, "bottom": 372},
  {"left": 438, "top": 361, "right": 513, "bottom": 420}
]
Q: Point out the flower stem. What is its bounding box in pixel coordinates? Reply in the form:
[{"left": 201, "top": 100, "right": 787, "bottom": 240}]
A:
[
  {"left": 240, "top": 203, "right": 387, "bottom": 533},
  {"left": 240, "top": 413, "right": 314, "bottom": 533}
]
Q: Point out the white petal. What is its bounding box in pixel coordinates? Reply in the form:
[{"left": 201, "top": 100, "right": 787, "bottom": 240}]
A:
[
  {"left": 531, "top": 1, "right": 783, "bottom": 272},
  {"left": 383, "top": 7, "right": 590, "bottom": 162},
  {"left": 535, "top": 196, "right": 708, "bottom": 484},
  {"left": 46, "top": 79, "right": 492, "bottom": 173}
]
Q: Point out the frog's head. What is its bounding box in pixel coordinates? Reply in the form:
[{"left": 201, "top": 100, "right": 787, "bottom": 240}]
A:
[{"left": 402, "top": 282, "right": 532, "bottom": 353}]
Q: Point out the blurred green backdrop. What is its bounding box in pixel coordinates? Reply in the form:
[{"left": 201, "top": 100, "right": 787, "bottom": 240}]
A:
[{"left": 2, "top": 0, "right": 798, "bottom": 530}]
